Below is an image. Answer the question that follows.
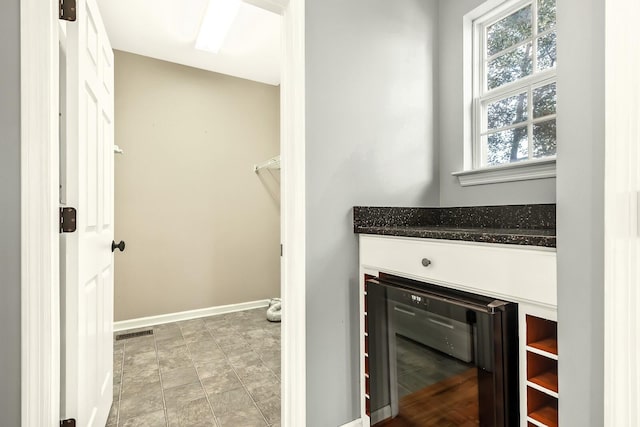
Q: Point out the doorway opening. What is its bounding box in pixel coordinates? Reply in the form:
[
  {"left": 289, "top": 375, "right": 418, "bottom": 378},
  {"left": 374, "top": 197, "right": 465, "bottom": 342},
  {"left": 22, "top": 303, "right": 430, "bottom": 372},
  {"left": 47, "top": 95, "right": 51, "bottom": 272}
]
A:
[
  {"left": 20, "top": 0, "right": 305, "bottom": 425},
  {"left": 58, "top": 1, "right": 286, "bottom": 426}
]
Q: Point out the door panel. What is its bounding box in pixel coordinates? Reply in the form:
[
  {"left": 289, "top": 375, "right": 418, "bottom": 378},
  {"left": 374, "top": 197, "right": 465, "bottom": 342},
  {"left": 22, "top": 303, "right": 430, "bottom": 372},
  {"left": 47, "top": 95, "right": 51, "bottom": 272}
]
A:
[{"left": 62, "top": 0, "right": 115, "bottom": 425}]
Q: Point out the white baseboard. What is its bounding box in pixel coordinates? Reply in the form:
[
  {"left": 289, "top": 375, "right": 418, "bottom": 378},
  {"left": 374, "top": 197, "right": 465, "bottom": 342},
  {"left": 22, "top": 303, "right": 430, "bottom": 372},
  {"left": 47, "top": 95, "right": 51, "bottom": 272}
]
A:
[
  {"left": 339, "top": 419, "right": 362, "bottom": 427},
  {"left": 113, "top": 299, "right": 271, "bottom": 332}
]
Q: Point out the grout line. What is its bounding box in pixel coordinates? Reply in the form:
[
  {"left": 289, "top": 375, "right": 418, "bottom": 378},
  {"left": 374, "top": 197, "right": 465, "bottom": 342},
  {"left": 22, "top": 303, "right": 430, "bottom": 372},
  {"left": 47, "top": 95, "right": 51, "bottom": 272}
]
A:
[
  {"left": 210, "top": 317, "right": 254, "bottom": 427},
  {"left": 127, "top": 309, "right": 278, "bottom": 427},
  {"left": 183, "top": 324, "right": 222, "bottom": 427},
  {"left": 153, "top": 330, "right": 170, "bottom": 427},
  {"left": 220, "top": 315, "right": 279, "bottom": 427},
  {"left": 256, "top": 330, "right": 282, "bottom": 382},
  {"left": 223, "top": 352, "right": 270, "bottom": 426},
  {"left": 115, "top": 343, "right": 125, "bottom": 427},
  {"left": 197, "top": 311, "right": 274, "bottom": 426},
  {"left": 256, "top": 326, "right": 282, "bottom": 426}
]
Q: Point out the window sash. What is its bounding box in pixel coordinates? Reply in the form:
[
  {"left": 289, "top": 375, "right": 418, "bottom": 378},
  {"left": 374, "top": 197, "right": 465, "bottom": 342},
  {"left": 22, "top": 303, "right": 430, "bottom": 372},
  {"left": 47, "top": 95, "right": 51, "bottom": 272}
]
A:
[
  {"left": 472, "top": 0, "right": 556, "bottom": 169},
  {"left": 477, "top": 76, "right": 556, "bottom": 167},
  {"left": 480, "top": 0, "right": 556, "bottom": 95},
  {"left": 485, "top": 26, "right": 555, "bottom": 63},
  {"left": 479, "top": 75, "right": 556, "bottom": 133}
]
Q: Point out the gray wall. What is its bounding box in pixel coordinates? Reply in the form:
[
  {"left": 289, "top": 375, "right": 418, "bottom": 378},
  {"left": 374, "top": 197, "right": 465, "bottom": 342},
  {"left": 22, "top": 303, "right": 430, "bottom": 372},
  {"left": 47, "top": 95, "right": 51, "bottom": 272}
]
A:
[
  {"left": 0, "top": 0, "right": 21, "bottom": 424},
  {"left": 437, "top": 0, "right": 556, "bottom": 207},
  {"left": 305, "top": 1, "right": 609, "bottom": 425},
  {"left": 305, "top": 0, "right": 440, "bottom": 425},
  {"left": 556, "top": 0, "right": 604, "bottom": 424}
]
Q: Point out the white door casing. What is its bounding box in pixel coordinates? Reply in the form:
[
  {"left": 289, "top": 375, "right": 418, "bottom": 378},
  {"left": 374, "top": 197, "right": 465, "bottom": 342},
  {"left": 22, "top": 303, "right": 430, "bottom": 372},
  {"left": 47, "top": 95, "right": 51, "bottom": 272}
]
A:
[
  {"left": 21, "top": 1, "right": 306, "bottom": 426},
  {"left": 20, "top": 0, "right": 61, "bottom": 425},
  {"left": 61, "top": 0, "right": 115, "bottom": 425},
  {"left": 604, "top": 0, "right": 640, "bottom": 424},
  {"left": 280, "top": 1, "right": 306, "bottom": 426}
]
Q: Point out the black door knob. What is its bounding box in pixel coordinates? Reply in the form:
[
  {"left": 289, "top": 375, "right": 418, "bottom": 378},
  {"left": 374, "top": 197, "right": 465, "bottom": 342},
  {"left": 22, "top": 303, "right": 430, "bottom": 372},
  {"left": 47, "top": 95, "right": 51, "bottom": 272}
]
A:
[{"left": 112, "top": 240, "right": 125, "bottom": 252}]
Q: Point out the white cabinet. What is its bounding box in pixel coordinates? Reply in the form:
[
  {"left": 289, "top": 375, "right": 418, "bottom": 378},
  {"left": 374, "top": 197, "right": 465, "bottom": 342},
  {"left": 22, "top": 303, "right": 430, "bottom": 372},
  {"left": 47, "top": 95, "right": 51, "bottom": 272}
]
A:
[
  {"left": 359, "top": 234, "right": 558, "bottom": 427},
  {"left": 359, "top": 234, "right": 557, "bottom": 306}
]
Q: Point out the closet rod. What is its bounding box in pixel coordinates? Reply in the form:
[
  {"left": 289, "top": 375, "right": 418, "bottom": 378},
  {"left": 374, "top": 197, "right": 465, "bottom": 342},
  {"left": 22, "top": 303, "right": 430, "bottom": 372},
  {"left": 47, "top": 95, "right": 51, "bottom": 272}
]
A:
[{"left": 253, "top": 155, "right": 280, "bottom": 172}]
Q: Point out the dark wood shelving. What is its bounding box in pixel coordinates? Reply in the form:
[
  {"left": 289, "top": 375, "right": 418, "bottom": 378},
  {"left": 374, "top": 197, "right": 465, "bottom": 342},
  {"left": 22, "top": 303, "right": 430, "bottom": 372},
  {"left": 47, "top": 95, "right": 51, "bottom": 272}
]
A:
[
  {"left": 529, "top": 372, "right": 558, "bottom": 394},
  {"left": 527, "top": 386, "right": 558, "bottom": 426},
  {"left": 528, "top": 337, "right": 558, "bottom": 356},
  {"left": 527, "top": 351, "right": 558, "bottom": 393},
  {"left": 526, "top": 315, "right": 559, "bottom": 426},
  {"left": 526, "top": 315, "right": 558, "bottom": 356},
  {"left": 529, "top": 404, "right": 558, "bottom": 427}
]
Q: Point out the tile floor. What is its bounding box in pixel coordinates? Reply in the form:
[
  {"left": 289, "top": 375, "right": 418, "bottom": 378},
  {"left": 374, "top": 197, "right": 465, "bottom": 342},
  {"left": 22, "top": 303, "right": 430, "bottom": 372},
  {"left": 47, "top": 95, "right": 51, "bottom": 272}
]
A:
[{"left": 108, "top": 308, "right": 281, "bottom": 427}]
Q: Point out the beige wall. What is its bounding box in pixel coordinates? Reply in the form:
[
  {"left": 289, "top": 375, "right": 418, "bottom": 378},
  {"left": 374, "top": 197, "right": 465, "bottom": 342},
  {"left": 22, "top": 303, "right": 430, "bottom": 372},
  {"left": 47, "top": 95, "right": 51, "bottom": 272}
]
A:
[{"left": 113, "top": 51, "right": 280, "bottom": 321}]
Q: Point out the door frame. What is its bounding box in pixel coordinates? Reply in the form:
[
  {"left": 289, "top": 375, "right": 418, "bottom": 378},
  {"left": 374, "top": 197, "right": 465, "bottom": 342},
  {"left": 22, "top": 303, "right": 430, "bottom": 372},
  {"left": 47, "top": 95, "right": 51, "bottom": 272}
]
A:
[
  {"left": 20, "top": 0, "right": 61, "bottom": 425},
  {"left": 603, "top": 0, "right": 640, "bottom": 424},
  {"left": 19, "top": 0, "right": 306, "bottom": 426}
]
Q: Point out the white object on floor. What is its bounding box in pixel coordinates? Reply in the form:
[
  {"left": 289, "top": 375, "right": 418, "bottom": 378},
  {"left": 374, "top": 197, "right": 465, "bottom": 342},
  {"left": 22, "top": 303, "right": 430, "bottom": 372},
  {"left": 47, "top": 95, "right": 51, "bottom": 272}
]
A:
[
  {"left": 113, "top": 298, "right": 271, "bottom": 332},
  {"left": 267, "top": 297, "right": 281, "bottom": 322}
]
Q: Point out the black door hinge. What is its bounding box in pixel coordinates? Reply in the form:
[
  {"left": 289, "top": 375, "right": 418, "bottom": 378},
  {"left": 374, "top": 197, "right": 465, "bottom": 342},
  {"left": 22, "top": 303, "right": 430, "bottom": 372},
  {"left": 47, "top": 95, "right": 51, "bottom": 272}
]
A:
[
  {"left": 59, "top": 0, "right": 76, "bottom": 22},
  {"left": 60, "top": 419, "right": 76, "bottom": 427},
  {"left": 60, "top": 207, "right": 77, "bottom": 233}
]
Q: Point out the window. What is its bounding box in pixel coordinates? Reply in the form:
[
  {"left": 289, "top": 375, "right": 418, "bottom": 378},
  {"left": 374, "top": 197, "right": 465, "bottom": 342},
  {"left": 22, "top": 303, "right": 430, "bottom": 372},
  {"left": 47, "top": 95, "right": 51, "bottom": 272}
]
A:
[{"left": 473, "top": 0, "right": 557, "bottom": 169}]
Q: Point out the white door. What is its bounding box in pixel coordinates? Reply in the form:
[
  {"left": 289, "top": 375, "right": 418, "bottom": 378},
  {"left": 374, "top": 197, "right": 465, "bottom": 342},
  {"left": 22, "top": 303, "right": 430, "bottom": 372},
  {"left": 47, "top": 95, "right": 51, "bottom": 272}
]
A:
[{"left": 61, "top": 0, "right": 115, "bottom": 425}]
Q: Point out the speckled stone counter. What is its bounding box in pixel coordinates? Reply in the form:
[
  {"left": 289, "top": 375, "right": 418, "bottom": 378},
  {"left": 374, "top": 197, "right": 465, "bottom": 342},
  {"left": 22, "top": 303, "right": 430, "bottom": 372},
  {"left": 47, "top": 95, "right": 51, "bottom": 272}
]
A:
[{"left": 353, "top": 204, "right": 556, "bottom": 248}]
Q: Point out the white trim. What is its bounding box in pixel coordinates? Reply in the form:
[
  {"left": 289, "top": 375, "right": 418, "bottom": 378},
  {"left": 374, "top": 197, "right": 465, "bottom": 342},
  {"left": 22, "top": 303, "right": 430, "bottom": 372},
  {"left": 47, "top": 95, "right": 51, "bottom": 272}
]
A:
[
  {"left": 280, "top": 0, "right": 306, "bottom": 426},
  {"left": 526, "top": 380, "right": 559, "bottom": 399},
  {"left": 243, "top": 0, "right": 289, "bottom": 14},
  {"left": 114, "top": 300, "right": 271, "bottom": 332},
  {"left": 603, "top": 0, "right": 640, "bottom": 424},
  {"left": 21, "top": 1, "right": 306, "bottom": 427},
  {"left": 452, "top": 158, "right": 556, "bottom": 186},
  {"left": 361, "top": 232, "right": 557, "bottom": 253},
  {"left": 525, "top": 345, "right": 558, "bottom": 361},
  {"left": 339, "top": 419, "right": 363, "bottom": 427},
  {"left": 527, "top": 417, "right": 548, "bottom": 427},
  {"left": 21, "top": 0, "right": 60, "bottom": 426}
]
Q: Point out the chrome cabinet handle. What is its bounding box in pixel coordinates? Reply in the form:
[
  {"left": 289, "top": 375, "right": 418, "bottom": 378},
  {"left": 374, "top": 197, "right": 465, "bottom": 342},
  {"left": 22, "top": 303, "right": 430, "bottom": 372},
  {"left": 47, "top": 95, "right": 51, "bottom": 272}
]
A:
[{"left": 421, "top": 258, "right": 432, "bottom": 267}]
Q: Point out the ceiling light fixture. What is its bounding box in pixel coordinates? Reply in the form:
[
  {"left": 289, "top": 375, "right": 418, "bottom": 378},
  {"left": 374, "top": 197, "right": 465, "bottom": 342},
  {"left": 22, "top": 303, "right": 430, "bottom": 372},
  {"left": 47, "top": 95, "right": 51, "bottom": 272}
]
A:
[{"left": 195, "top": 0, "right": 242, "bottom": 54}]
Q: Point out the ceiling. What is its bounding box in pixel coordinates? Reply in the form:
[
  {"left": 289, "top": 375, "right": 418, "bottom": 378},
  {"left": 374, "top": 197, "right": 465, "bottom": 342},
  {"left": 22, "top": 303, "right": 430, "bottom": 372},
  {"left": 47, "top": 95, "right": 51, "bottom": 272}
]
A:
[{"left": 96, "top": 0, "right": 282, "bottom": 85}]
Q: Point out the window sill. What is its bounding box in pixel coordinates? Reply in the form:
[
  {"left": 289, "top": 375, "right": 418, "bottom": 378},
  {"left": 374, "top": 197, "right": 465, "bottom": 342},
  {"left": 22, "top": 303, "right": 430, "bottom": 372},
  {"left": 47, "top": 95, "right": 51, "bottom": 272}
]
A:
[{"left": 452, "top": 158, "right": 556, "bottom": 187}]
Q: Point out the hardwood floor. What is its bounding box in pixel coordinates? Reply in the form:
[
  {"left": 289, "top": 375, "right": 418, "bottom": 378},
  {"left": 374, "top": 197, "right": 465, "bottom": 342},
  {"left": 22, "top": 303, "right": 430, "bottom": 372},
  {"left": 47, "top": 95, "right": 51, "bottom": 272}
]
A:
[{"left": 375, "top": 368, "right": 479, "bottom": 427}]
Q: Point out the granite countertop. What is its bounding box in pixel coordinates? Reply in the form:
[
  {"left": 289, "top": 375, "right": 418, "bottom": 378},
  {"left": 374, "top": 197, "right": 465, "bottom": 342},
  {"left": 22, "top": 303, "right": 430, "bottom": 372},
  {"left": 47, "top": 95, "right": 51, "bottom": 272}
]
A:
[{"left": 353, "top": 205, "right": 556, "bottom": 248}]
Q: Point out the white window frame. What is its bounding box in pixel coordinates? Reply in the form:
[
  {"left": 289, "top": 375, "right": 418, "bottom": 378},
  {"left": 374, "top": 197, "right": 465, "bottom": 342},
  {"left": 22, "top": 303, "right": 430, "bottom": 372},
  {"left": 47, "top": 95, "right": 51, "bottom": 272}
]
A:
[{"left": 455, "top": 0, "right": 557, "bottom": 186}]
